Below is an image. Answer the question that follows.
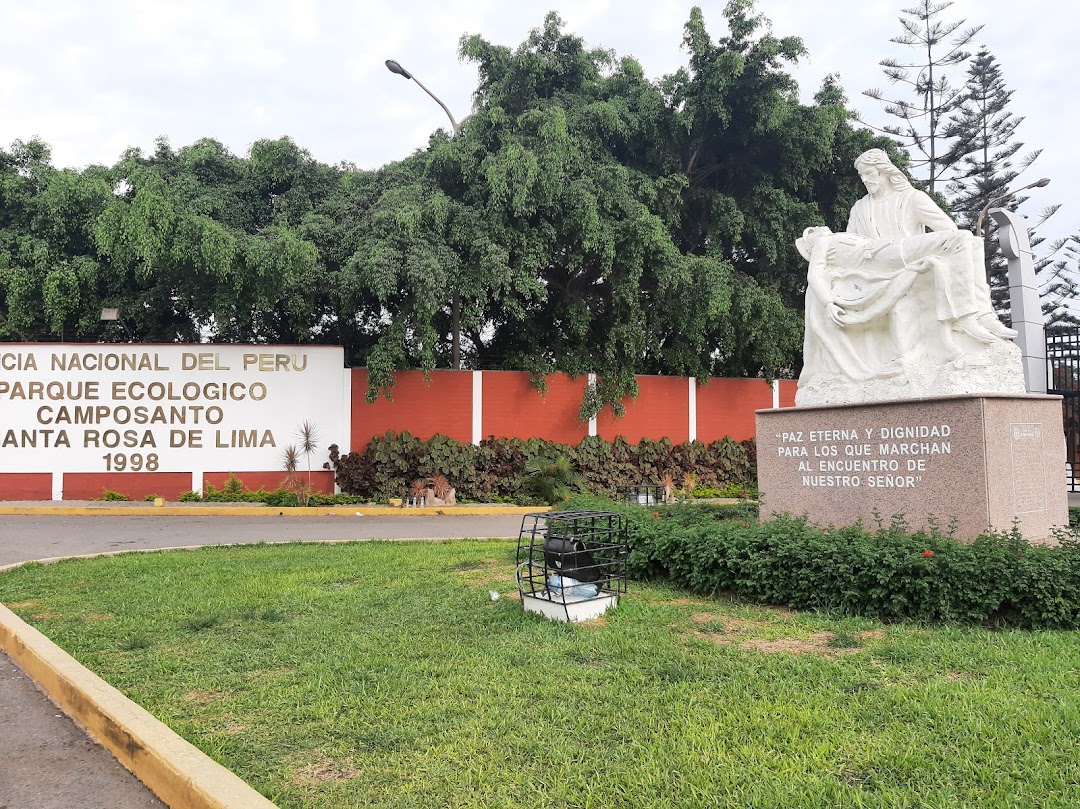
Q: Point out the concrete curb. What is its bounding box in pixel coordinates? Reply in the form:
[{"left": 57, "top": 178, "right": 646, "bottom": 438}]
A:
[
  {"left": 0, "top": 602, "right": 278, "bottom": 809},
  {"left": 0, "top": 504, "right": 550, "bottom": 517}
]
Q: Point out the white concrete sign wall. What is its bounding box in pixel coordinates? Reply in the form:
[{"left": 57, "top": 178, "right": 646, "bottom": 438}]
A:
[{"left": 0, "top": 344, "right": 346, "bottom": 474}]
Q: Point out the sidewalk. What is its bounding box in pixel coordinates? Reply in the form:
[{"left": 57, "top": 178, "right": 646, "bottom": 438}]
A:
[{"left": 0, "top": 648, "right": 166, "bottom": 808}]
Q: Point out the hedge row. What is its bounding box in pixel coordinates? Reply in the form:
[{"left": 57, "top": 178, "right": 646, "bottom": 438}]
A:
[
  {"left": 328, "top": 432, "right": 755, "bottom": 502},
  {"left": 560, "top": 496, "right": 1080, "bottom": 630}
]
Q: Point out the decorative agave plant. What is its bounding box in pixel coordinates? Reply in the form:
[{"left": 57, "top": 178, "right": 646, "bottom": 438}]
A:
[
  {"left": 409, "top": 479, "right": 427, "bottom": 505},
  {"left": 429, "top": 473, "right": 453, "bottom": 501},
  {"left": 660, "top": 471, "right": 676, "bottom": 504}
]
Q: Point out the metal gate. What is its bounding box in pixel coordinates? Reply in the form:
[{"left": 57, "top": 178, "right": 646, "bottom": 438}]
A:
[{"left": 1047, "top": 326, "right": 1080, "bottom": 492}]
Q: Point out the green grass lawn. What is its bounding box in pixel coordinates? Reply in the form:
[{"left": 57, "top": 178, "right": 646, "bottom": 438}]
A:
[{"left": 2, "top": 540, "right": 1078, "bottom": 808}]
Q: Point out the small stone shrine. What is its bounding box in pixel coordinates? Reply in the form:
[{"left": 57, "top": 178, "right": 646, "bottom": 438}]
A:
[{"left": 756, "top": 149, "right": 1067, "bottom": 543}]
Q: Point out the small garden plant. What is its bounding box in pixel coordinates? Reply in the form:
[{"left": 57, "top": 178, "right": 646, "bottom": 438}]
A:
[{"left": 91, "top": 488, "right": 129, "bottom": 501}]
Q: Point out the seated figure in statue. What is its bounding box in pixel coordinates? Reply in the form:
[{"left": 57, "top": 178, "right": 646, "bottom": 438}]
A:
[
  {"left": 847, "top": 149, "right": 1015, "bottom": 341},
  {"left": 794, "top": 149, "right": 1026, "bottom": 406}
]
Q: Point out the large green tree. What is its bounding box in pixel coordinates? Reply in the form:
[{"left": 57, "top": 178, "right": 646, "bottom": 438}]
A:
[
  {"left": 0, "top": 140, "right": 113, "bottom": 341},
  {"left": 1, "top": 2, "right": 887, "bottom": 410}
]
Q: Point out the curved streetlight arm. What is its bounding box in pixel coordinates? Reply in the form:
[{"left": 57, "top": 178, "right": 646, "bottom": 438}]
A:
[
  {"left": 385, "top": 59, "right": 460, "bottom": 136},
  {"left": 975, "top": 177, "right": 1051, "bottom": 236},
  {"left": 385, "top": 57, "right": 464, "bottom": 369},
  {"left": 409, "top": 74, "right": 460, "bottom": 136}
]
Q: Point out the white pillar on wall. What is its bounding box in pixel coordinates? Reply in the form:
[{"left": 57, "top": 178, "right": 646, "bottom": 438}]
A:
[
  {"left": 341, "top": 368, "right": 353, "bottom": 455},
  {"left": 772, "top": 379, "right": 780, "bottom": 409},
  {"left": 587, "top": 373, "right": 598, "bottom": 437},
  {"left": 192, "top": 471, "right": 204, "bottom": 497},
  {"left": 472, "top": 371, "right": 483, "bottom": 445},
  {"left": 688, "top": 377, "right": 697, "bottom": 441},
  {"left": 338, "top": 368, "right": 353, "bottom": 493},
  {"left": 52, "top": 472, "right": 63, "bottom": 501}
]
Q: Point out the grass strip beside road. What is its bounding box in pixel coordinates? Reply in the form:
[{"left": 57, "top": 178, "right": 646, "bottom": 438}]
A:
[{"left": 1, "top": 540, "right": 1078, "bottom": 809}]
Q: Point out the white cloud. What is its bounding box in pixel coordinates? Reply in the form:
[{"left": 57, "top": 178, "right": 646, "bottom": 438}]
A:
[{"left": 285, "top": 0, "right": 320, "bottom": 43}]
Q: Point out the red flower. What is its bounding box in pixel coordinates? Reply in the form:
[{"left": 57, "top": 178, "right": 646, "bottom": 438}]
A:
[
  {"left": 741, "top": 523, "right": 750, "bottom": 528},
  {"left": 651, "top": 511, "right": 660, "bottom": 519},
  {"left": 922, "top": 550, "right": 934, "bottom": 558}
]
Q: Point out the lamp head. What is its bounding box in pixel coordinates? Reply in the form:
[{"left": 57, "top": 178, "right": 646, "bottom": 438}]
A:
[{"left": 385, "top": 60, "right": 412, "bottom": 80}]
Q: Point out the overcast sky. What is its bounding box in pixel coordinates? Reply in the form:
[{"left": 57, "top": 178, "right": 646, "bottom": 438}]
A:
[{"left": 1, "top": 0, "right": 1074, "bottom": 244}]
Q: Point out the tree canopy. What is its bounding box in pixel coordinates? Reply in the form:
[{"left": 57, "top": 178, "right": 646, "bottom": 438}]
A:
[{"left": 0, "top": 2, "right": 894, "bottom": 412}]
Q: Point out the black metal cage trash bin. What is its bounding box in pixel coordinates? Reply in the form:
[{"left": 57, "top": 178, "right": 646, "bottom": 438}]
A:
[{"left": 515, "top": 510, "right": 629, "bottom": 622}]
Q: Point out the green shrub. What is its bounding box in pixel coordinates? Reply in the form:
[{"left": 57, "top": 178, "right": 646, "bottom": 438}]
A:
[
  {"left": 197, "top": 477, "right": 367, "bottom": 508},
  {"left": 177, "top": 491, "right": 202, "bottom": 502},
  {"left": 92, "top": 488, "right": 129, "bottom": 501},
  {"left": 554, "top": 498, "right": 1080, "bottom": 630},
  {"left": 524, "top": 455, "right": 583, "bottom": 505},
  {"left": 330, "top": 433, "right": 756, "bottom": 502},
  {"left": 202, "top": 479, "right": 272, "bottom": 504},
  {"left": 143, "top": 493, "right": 161, "bottom": 502}
]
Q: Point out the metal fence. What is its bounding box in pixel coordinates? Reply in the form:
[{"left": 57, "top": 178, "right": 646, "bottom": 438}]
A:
[{"left": 1046, "top": 326, "right": 1080, "bottom": 492}]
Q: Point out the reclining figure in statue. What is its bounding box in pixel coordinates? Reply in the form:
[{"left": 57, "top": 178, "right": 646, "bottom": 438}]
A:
[{"left": 796, "top": 225, "right": 1012, "bottom": 385}]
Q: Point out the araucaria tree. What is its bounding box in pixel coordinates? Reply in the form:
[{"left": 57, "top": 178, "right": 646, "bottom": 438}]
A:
[
  {"left": 944, "top": 47, "right": 1074, "bottom": 324},
  {"left": 863, "top": 0, "right": 983, "bottom": 195}
]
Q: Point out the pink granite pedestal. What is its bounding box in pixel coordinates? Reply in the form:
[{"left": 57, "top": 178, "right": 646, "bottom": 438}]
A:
[{"left": 755, "top": 394, "right": 1067, "bottom": 544}]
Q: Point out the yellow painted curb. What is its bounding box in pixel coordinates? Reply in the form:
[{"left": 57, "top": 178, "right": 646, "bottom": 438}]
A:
[
  {"left": 0, "top": 505, "right": 551, "bottom": 517},
  {"left": 0, "top": 603, "right": 278, "bottom": 809}
]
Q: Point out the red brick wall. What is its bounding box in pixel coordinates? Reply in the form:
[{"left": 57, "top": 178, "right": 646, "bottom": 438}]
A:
[
  {"left": 2, "top": 351, "right": 792, "bottom": 500},
  {"left": 778, "top": 380, "right": 798, "bottom": 408},
  {"left": 351, "top": 369, "right": 473, "bottom": 452},
  {"left": 63, "top": 473, "right": 193, "bottom": 501},
  {"left": 597, "top": 376, "right": 691, "bottom": 444},
  {"left": 481, "top": 371, "right": 589, "bottom": 444},
  {"left": 696, "top": 379, "right": 774, "bottom": 443},
  {"left": 0, "top": 473, "right": 52, "bottom": 500}
]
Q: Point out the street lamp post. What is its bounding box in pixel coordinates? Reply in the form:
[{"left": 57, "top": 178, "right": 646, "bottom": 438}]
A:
[
  {"left": 385, "top": 58, "right": 463, "bottom": 371},
  {"left": 100, "top": 307, "right": 133, "bottom": 341},
  {"left": 384, "top": 60, "right": 461, "bottom": 136}
]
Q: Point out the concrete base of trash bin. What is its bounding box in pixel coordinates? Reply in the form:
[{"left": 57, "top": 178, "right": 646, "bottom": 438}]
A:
[{"left": 522, "top": 592, "right": 617, "bottom": 623}]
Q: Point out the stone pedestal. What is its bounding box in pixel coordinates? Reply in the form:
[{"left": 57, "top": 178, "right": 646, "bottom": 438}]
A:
[{"left": 755, "top": 394, "right": 1067, "bottom": 544}]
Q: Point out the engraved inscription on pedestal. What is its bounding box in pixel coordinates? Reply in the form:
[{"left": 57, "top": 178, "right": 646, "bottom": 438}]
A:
[
  {"left": 1011, "top": 423, "right": 1047, "bottom": 514},
  {"left": 776, "top": 424, "right": 951, "bottom": 493}
]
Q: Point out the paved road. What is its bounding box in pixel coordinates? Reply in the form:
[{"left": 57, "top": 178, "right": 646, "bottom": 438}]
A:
[
  {"left": 0, "top": 514, "right": 527, "bottom": 567},
  {"left": 0, "top": 513, "right": 526, "bottom": 808}
]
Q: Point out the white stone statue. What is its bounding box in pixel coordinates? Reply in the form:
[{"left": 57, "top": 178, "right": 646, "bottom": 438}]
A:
[{"left": 795, "top": 149, "right": 1026, "bottom": 406}]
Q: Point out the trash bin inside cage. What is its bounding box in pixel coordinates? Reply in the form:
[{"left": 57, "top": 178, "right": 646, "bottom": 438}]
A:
[{"left": 516, "top": 510, "right": 629, "bottom": 623}]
